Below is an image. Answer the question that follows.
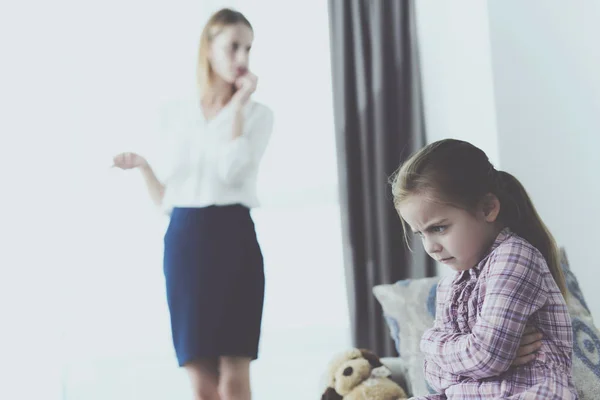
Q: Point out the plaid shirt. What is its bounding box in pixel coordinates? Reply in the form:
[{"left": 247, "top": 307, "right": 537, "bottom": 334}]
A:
[{"left": 413, "top": 229, "right": 578, "bottom": 399}]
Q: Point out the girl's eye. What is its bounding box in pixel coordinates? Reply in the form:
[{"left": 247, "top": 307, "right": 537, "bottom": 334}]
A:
[
  {"left": 231, "top": 42, "right": 239, "bottom": 51},
  {"left": 431, "top": 225, "right": 447, "bottom": 233}
]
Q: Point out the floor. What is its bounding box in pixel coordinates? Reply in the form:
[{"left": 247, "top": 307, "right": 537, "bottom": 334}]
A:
[{"left": 61, "top": 325, "right": 351, "bottom": 399}]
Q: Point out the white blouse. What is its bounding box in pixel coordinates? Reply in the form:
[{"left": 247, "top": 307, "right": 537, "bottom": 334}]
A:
[{"left": 151, "top": 98, "right": 274, "bottom": 214}]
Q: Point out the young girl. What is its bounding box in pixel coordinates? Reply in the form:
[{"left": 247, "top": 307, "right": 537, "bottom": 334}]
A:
[
  {"left": 391, "top": 139, "right": 577, "bottom": 399},
  {"left": 112, "top": 8, "right": 273, "bottom": 400}
]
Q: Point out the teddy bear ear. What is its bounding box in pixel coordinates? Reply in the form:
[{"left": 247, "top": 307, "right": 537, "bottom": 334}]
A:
[
  {"left": 359, "top": 348, "right": 383, "bottom": 368},
  {"left": 321, "top": 387, "right": 343, "bottom": 400}
]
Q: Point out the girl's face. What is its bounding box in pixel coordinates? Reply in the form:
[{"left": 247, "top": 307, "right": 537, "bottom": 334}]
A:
[
  {"left": 399, "top": 193, "right": 501, "bottom": 272},
  {"left": 208, "top": 23, "right": 254, "bottom": 85}
]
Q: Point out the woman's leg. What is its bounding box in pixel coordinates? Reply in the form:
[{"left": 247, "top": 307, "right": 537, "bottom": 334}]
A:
[
  {"left": 218, "top": 356, "right": 252, "bottom": 400},
  {"left": 183, "top": 359, "right": 221, "bottom": 400}
]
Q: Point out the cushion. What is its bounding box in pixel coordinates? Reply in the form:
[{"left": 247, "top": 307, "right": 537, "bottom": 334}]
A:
[
  {"left": 373, "top": 277, "right": 440, "bottom": 396},
  {"left": 560, "top": 249, "right": 600, "bottom": 397},
  {"left": 373, "top": 248, "right": 600, "bottom": 398},
  {"left": 380, "top": 357, "right": 411, "bottom": 395}
]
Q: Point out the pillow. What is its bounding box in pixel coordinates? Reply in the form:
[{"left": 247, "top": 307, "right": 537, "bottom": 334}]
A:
[
  {"left": 373, "top": 277, "right": 440, "bottom": 396},
  {"left": 373, "top": 248, "right": 600, "bottom": 398},
  {"left": 560, "top": 249, "right": 600, "bottom": 397}
]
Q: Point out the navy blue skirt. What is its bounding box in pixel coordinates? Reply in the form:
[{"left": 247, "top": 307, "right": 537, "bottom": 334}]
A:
[{"left": 163, "top": 205, "right": 265, "bottom": 366}]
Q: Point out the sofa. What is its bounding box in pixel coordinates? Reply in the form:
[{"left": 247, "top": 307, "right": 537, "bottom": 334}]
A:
[{"left": 373, "top": 249, "right": 600, "bottom": 398}]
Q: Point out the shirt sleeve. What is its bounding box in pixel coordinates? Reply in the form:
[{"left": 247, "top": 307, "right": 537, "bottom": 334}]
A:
[
  {"left": 423, "top": 358, "right": 461, "bottom": 394},
  {"left": 218, "top": 103, "right": 274, "bottom": 186},
  {"left": 423, "top": 277, "right": 463, "bottom": 393},
  {"left": 420, "top": 242, "right": 548, "bottom": 379}
]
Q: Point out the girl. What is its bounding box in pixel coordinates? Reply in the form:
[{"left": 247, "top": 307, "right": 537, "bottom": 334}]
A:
[
  {"left": 390, "top": 139, "right": 577, "bottom": 399},
  {"left": 112, "top": 8, "right": 273, "bottom": 400}
]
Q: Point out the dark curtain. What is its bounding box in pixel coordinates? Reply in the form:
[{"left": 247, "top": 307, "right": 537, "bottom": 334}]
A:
[{"left": 328, "top": 0, "right": 435, "bottom": 356}]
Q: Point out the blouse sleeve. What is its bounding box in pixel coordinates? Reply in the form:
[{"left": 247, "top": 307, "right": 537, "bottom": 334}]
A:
[
  {"left": 419, "top": 242, "right": 548, "bottom": 379},
  {"left": 217, "top": 103, "right": 274, "bottom": 186}
]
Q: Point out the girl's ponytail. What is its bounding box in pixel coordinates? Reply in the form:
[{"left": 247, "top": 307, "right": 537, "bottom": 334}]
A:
[{"left": 495, "top": 171, "right": 567, "bottom": 297}]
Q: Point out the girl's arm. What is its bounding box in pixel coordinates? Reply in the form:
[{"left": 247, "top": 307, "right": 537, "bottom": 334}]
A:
[
  {"left": 424, "top": 358, "right": 462, "bottom": 394},
  {"left": 422, "top": 279, "right": 463, "bottom": 393},
  {"left": 420, "top": 243, "right": 548, "bottom": 379}
]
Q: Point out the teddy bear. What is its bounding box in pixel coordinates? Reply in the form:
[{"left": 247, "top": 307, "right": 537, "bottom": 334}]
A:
[{"left": 321, "top": 348, "right": 408, "bottom": 400}]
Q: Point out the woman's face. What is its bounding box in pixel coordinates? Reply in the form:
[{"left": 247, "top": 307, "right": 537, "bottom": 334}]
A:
[{"left": 208, "top": 23, "right": 254, "bottom": 84}]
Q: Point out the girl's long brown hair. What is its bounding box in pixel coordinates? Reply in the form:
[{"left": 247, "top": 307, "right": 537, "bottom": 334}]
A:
[{"left": 390, "top": 139, "right": 566, "bottom": 297}]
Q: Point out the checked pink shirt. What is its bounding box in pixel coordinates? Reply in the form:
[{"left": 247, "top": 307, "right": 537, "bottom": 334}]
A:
[{"left": 413, "top": 229, "right": 578, "bottom": 399}]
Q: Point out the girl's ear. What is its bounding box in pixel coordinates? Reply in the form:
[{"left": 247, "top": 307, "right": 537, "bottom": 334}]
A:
[{"left": 481, "top": 193, "right": 501, "bottom": 223}]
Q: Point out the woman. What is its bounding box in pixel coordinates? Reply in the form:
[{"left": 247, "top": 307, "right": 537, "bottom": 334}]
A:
[{"left": 112, "top": 8, "right": 273, "bottom": 400}]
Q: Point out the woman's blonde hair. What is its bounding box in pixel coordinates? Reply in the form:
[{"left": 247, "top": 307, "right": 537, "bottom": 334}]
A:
[
  {"left": 390, "top": 139, "right": 567, "bottom": 297},
  {"left": 197, "top": 8, "right": 252, "bottom": 96}
]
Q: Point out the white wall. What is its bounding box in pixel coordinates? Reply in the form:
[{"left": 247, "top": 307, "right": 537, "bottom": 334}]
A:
[
  {"left": 487, "top": 0, "right": 600, "bottom": 321},
  {"left": 415, "top": 0, "right": 500, "bottom": 166},
  {"left": 414, "top": 0, "right": 500, "bottom": 276},
  {"left": 489, "top": 0, "right": 600, "bottom": 319},
  {"left": 415, "top": 1, "right": 600, "bottom": 319},
  {"left": 0, "top": 1, "right": 346, "bottom": 399}
]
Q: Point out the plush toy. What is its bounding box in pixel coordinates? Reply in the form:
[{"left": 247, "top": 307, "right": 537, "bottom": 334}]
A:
[{"left": 321, "top": 348, "right": 408, "bottom": 400}]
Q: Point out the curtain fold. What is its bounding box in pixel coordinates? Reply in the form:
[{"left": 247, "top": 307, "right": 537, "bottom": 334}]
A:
[{"left": 328, "top": 0, "right": 434, "bottom": 356}]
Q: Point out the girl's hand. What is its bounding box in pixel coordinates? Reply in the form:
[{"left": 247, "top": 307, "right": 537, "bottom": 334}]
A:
[
  {"left": 231, "top": 71, "right": 258, "bottom": 108},
  {"left": 512, "top": 326, "right": 543, "bottom": 367},
  {"left": 112, "top": 152, "right": 148, "bottom": 170}
]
